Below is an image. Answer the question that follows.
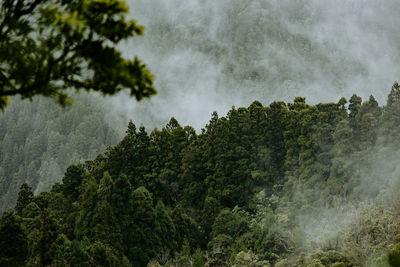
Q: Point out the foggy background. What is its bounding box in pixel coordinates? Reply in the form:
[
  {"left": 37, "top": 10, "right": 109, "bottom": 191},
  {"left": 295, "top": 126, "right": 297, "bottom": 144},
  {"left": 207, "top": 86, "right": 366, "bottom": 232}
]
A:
[
  {"left": 2, "top": 2, "right": 400, "bottom": 260},
  {"left": 104, "top": 2, "right": 400, "bottom": 251},
  {"left": 103, "top": 0, "right": 400, "bottom": 130}
]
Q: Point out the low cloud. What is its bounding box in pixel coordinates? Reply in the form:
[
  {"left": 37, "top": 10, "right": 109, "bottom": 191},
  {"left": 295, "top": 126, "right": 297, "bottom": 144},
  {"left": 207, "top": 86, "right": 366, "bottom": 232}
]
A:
[{"left": 105, "top": 0, "right": 400, "bottom": 130}]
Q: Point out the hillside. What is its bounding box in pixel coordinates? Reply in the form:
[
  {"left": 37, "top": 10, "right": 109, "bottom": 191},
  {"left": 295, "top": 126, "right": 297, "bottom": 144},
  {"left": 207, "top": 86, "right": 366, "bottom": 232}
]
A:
[
  {"left": 0, "top": 95, "right": 121, "bottom": 213},
  {"left": 2, "top": 84, "right": 400, "bottom": 266}
]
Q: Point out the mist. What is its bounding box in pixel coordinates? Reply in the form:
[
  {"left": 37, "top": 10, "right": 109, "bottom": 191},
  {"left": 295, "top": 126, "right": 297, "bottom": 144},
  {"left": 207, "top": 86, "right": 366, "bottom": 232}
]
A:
[
  {"left": 296, "top": 145, "right": 400, "bottom": 244},
  {"left": 108, "top": 2, "right": 400, "bottom": 263},
  {"left": 279, "top": 127, "right": 400, "bottom": 266},
  {"left": 104, "top": 0, "right": 400, "bottom": 130}
]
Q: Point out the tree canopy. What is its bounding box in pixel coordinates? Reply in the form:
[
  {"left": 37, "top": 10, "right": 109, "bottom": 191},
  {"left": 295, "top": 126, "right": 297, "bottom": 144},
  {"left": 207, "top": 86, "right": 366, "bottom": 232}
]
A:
[
  {"left": 0, "top": 0, "right": 156, "bottom": 110},
  {"left": 2, "top": 84, "right": 400, "bottom": 266}
]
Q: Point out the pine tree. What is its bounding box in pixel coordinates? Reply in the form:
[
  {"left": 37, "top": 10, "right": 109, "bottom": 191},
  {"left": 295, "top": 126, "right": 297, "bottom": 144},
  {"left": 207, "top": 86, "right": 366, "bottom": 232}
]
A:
[
  {"left": 62, "top": 164, "right": 85, "bottom": 203},
  {"left": 15, "top": 183, "right": 33, "bottom": 216},
  {"left": 29, "top": 209, "right": 63, "bottom": 266},
  {"left": 130, "top": 186, "right": 156, "bottom": 265}
]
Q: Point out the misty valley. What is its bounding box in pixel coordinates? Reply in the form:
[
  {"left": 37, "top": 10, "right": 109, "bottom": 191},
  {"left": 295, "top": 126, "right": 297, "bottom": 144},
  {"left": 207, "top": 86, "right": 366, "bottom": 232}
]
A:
[{"left": 2, "top": 0, "right": 400, "bottom": 266}]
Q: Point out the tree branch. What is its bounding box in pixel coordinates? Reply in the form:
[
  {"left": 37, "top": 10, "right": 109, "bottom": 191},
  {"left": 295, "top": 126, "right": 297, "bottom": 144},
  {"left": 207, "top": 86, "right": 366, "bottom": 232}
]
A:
[
  {"left": 15, "top": 0, "right": 44, "bottom": 17},
  {"left": 0, "top": 87, "right": 21, "bottom": 96}
]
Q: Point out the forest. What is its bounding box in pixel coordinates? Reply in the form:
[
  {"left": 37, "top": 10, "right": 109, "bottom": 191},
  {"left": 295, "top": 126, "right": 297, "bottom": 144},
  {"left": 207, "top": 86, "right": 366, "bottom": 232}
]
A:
[
  {"left": 2, "top": 0, "right": 400, "bottom": 266},
  {"left": 0, "top": 95, "right": 121, "bottom": 213},
  {"left": 2, "top": 84, "right": 400, "bottom": 266}
]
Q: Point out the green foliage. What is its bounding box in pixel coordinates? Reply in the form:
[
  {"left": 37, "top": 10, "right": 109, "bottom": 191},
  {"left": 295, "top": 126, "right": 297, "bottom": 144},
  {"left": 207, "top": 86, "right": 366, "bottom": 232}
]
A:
[
  {"left": 154, "top": 200, "right": 177, "bottom": 259},
  {"left": 28, "top": 209, "right": 64, "bottom": 266},
  {"left": 387, "top": 82, "right": 400, "bottom": 107},
  {"left": 5, "top": 83, "right": 400, "bottom": 266},
  {"left": 211, "top": 207, "right": 250, "bottom": 241},
  {"left": 0, "top": 0, "right": 156, "bottom": 110},
  {"left": 388, "top": 242, "right": 400, "bottom": 267},
  {"left": 0, "top": 96, "right": 120, "bottom": 213},
  {"left": 0, "top": 211, "right": 28, "bottom": 266},
  {"left": 90, "top": 241, "right": 130, "bottom": 267},
  {"left": 193, "top": 248, "right": 206, "bottom": 267},
  {"left": 232, "top": 250, "right": 270, "bottom": 267},
  {"left": 15, "top": 183, "right": 33, "bottom": 215},
  {"left": 63, "top": 240, "right": 90, "bottom": 267},
  {"left": 62, "top": 164, "right": 85, "bottom": 202}
]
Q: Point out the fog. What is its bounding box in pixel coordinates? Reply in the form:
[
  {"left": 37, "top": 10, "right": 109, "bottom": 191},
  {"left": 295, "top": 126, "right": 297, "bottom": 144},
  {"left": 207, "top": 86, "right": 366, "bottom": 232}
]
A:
[
  {"left": 105, "top": 0, "right": 400, "bottom": 130},
  {"left": 106, "top": 1, "right": 400, "bottom": 255},
  {"left": 107, "top": 1, "right": 400, "bottom": 259},
  {"left": 297, "top": 145, "right": 400, "bottom": 247}
]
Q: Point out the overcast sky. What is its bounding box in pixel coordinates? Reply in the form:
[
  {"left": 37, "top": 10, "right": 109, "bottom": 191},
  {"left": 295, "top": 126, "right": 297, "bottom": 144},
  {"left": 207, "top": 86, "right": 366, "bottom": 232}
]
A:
[{"left": 106, "top": 0, "right": 400, "bottom": 130}]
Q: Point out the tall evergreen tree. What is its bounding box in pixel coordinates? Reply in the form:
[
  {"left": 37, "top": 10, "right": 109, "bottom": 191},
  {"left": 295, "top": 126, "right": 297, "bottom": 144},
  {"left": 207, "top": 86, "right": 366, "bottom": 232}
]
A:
[{"left": 15, "top": 183, "right": 33, "bottom": 216}]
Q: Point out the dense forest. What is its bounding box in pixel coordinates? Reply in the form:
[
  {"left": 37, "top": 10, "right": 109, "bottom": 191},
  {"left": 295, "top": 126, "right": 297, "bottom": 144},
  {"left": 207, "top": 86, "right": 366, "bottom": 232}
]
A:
[
  {"left": 0, "top": 95, "right": 121, "bottom": 213},
  {"left": 2, "top": 83, "right": 400, "bottom": 266}
]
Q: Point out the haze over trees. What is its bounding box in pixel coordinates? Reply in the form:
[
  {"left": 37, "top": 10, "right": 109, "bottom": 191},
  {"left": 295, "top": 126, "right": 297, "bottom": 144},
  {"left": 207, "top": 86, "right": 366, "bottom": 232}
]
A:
[
  {"left": 0, "top": 95, "right": 121, "bottom": 213},
  {"left": 2, "top": 85, "right": 400, "bottom": 266},
  {"left": 117, "top": 0, "right": 400, "bottom": 130},
  {"left": 2, "top": 1, "right": 400, "bottom": 267}
]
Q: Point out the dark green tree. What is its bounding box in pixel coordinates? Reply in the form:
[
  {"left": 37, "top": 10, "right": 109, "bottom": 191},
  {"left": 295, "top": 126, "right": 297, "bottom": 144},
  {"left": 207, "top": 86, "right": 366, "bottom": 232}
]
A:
[
  {"left": 90, "top": 241, "right": 130, "bottom": 267},
  {"left": 388, "top": 242, "right": 400, "bottom": 267},
  {"left": 0, "top": 211, "right": 28, "bottom": 267},
  {"left": 387, "top": 82, "right": 400, "bottom": 107},
  {"left": 211, "top": 207, "right": 250, "bottom": 241},
  {"left": 382, "top": 82, "right": 400, "bottom": 146},
  {"left": 111, "top": 174, "right": 136, "bottom": 259},
  {"left": 193, "top": 248, "right": 205, "bottom": 267},
  {"left": 348, "top": 94, "right": 362, "bottom": 132},
  {"left": 75, "top": 177, "right": 98, "bottom": 239},
  {"left": 15, "top": 183, "right": 33, "bottom": 216},
  {"left": 154, "top": 200, "right": 176, "bottom": 262},
  {"left": 90, "top": 172, "right": 122, "bottom": 250},
  {"left": 63, "top": 240, "right": 90, "bottom": 267},
  {"left": 130, "top": 186, "right": 156, "bottom": 265},
  {"left": 62, "top": 164, "right": 85, "bottom": 203},
  {"left": 29, "top": 209, "right": 63, "bottom": 266}
]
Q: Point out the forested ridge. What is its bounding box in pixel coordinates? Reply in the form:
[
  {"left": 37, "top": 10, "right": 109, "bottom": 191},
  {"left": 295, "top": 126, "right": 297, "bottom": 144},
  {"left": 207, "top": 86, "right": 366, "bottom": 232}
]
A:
[
  {"left": 2, "top": 84, "right": 400, "bottom": 266},
  {"left": 0, "top": 95, "right": 121, "bottom": 213}
]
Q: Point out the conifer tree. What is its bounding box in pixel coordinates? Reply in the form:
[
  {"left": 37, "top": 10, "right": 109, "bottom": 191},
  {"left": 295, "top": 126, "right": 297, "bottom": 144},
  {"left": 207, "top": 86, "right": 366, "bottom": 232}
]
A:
[{"left": 15, "top": 183, "right": 33, "bottom": 216}]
